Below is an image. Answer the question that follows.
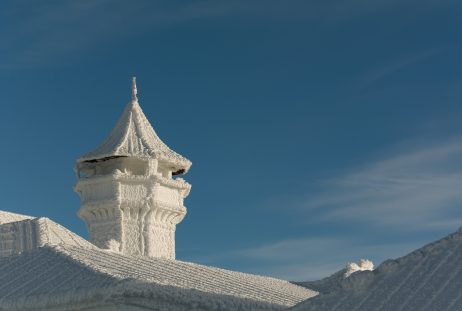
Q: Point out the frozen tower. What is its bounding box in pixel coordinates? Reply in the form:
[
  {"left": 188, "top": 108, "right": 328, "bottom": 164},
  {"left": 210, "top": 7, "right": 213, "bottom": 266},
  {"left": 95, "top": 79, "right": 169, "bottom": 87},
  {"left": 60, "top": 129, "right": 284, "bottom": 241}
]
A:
[{"left": 74, "top": 78, "right": 191, "bottom": 259}]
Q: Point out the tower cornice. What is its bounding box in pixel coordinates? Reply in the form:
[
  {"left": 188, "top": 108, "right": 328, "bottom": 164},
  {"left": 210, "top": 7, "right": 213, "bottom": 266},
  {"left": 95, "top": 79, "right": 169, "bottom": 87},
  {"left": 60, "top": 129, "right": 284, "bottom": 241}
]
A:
[{"left": 74, "top": 171, "right": 191, "bottom": 192}]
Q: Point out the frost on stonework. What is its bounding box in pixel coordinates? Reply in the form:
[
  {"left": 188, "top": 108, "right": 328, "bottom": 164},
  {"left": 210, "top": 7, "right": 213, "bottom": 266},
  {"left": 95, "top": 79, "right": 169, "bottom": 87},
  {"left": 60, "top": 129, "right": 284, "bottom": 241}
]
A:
[
  {"left": 74, "top": 77, "right": 191, "bottom": 260},
  {"left": 344, "top": 259, "right": 374, "bottom": 278},
  {"left": 105, "top": 239, "right": 121, "bottom": 252}
]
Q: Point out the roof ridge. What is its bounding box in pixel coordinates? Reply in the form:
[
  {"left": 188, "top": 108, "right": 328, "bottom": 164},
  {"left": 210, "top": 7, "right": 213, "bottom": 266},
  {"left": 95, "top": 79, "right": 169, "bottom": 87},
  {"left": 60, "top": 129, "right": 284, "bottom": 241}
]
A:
[
  {"left": 291, "top": 226, "right": 462, "bottom": 311},
  {"left": 0, "top": 217, "right": 97, "bottom": 258},
  {"left": 376, "top": 227, "right": 462, "bottom": 275},
  {"left": 0, "top": 210, "right": 34, "bottom": 224},
  {"left": 55, "top": 244, "right": 316, "bottom": 306},
  {"left": 1, "top": 244, "right": 316, "bottom": 310},
  {"left": 50, "top": 245, "right": 124, "bottom": 280},
  {"left": 113, "top": 102, "right": 135, "bottom": 156}
]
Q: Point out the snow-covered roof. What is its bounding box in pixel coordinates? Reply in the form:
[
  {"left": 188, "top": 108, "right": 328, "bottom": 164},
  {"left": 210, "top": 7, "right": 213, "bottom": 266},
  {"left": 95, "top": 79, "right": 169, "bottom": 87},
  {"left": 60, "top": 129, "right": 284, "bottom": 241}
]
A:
[
  {"left": 0, "top": 216, "right": 96, "bottom": 257},
  {"left": 291, "top": 227, "right": 462, "bottom": 311},
  {"left": 78, "top": 78, "right": 191, "bottom": 174},
  {"left": 0, "top": 211, "right": 316, "bottom": 310},
  {"left": 0, "top": 244, "right": 316, "bottom": 310},
  {"left": 0, "top": 210, "right": 33, "bottom": 224}
]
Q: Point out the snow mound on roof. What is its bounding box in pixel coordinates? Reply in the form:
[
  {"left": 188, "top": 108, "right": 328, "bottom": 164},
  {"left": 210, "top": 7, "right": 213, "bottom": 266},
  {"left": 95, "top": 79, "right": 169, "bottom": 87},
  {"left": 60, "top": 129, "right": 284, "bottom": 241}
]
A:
[
  {"left": 291, "top": 227, "right": 462, "bottom": 311},
  {"left": 0, "top": 216, "right": 96, "bottom": 257},
  {"left": 295, "top": 259, "right": 374, "bottom": 295},
  {"left": 344, "top": 259, "right": 374, "bottom": 277},
  {"left": 0, "top": 210, "right": 33, "bottom": 224},
  {"left": 0, "top": 245, "right": 316, "bottom": 310}
]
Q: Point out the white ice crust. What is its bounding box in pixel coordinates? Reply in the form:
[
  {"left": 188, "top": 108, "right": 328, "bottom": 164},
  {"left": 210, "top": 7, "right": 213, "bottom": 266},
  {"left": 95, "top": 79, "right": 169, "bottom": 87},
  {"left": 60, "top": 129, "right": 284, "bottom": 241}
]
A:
[
  {"left": 291, "top": 227, "right": 462, "bottom": 311},
  {"left": 78, "top": 77, "right": 191, "bottom": 172},
  {"left": 0, "top": 239, "right": 316, "bottom": 310},
  {"left": 0, "top": 216, "right": 96, "bottom": 257},
  {"left": 344, "top": 259, "right": 374, "bottom": 278},
  {"left": 0, "top": 210, "right": 33, "bottom": 225},
  {"left": 74, "top": 79, "right": 192, "bottom": 259}
]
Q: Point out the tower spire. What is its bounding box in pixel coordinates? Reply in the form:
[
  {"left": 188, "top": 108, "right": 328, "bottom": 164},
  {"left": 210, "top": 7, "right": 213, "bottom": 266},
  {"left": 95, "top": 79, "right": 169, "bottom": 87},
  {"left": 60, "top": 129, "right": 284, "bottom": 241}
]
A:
[{"left": 131, "top": 76, "right": 138, "bottom": 101}]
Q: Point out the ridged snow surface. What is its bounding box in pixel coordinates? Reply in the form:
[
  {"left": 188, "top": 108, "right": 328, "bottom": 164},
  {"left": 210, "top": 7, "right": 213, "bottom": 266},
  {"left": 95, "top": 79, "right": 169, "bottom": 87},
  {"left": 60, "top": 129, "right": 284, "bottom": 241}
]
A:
[
  {"left": 0, "top": 245, "right": 316, "bottom": 310},
  {"left": 0, "top": 216, "right": 96, "bottom": 257},
  {"left": 78, "top": 98, "right": 191, "bottom": 172},
  {"left": 292, "top": 227, "right": 462, "bottom": 311}
]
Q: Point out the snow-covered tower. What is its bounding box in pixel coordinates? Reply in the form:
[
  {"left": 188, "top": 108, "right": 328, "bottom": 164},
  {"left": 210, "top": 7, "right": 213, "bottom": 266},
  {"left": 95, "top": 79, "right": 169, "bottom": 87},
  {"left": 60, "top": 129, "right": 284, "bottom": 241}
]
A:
[{"left": 74, "top": 78, "right": 191, "bottom": 259}]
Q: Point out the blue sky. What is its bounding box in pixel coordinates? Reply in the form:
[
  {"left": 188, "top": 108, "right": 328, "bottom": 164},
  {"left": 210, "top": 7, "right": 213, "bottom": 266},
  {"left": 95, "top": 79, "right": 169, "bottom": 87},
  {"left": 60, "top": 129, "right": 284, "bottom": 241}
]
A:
[{"left": 1, "top": 0, "right": 462, "bottom": 281}]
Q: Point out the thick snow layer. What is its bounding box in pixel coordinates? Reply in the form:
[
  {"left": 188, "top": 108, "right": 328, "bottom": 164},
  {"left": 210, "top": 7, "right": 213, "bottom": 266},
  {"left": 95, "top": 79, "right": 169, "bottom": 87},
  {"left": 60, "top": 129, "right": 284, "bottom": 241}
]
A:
[
  {"left": 0, "top": 210, "right": 33, "bottom": 224},
  {"left": 344, "top": 259, "right": 374, "bottom": 277},
  {"left": 291, "top": 227, "right": 462, "bottom": 311},
  {"left": 0, "top": 244, "right": 316, "bottom": 310},
  {"left": 0, "top": 217, "right": 96, "bottom": 257},
  {"left": 295, "top": 268, "right": 347, "bottom": 295},
  {"left": 78, "top": 81, "right": 191, "bottom": 172}
]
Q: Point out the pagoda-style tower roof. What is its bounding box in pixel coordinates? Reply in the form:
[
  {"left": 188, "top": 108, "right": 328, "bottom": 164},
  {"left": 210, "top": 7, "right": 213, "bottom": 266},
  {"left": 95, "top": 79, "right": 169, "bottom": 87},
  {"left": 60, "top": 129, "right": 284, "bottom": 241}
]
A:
[{"left": 78, "top": 78, "right": 191, "bottom": 175}]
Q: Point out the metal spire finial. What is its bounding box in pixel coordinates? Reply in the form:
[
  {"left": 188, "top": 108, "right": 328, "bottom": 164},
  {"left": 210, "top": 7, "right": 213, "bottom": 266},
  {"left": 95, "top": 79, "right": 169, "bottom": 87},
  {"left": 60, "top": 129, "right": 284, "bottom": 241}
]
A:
[{"left": 131, "top": 76, "right": 138, "bottom": 101}]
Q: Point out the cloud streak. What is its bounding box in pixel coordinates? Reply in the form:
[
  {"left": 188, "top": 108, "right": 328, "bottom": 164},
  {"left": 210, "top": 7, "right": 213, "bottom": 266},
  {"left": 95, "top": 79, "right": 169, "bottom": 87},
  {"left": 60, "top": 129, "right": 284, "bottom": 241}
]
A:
[
  {"left": 1, "top": 0, "right": 456, "bottom": 69},
  {"left": 195, "top": 139, "right": 462, "bottom": 281},
  {"left": 192, "top": 133, "right": 462, "bottom": 282},
  {"left": 0, "top": 0, "right": 239, "bottom": 69},
  {"left": 303, "top": 137, "right": 462, "bottom": 230},
  {"left": 356, "top": 48, "right": 443, "bottom": 88}
]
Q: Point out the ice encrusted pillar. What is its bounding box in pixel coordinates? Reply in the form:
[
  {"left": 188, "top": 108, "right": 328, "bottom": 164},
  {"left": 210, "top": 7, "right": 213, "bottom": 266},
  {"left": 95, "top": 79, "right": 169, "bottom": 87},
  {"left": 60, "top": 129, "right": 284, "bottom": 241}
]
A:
[{"left": 74, "top": 78, "right": 191, "bottom": 259}]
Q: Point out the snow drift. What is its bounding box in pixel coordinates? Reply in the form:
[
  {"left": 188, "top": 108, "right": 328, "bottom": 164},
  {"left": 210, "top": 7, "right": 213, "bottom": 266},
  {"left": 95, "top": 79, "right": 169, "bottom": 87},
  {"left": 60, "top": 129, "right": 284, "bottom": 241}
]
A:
[{"left": 292, "top": 227, "right": 462, "bottom": 311}]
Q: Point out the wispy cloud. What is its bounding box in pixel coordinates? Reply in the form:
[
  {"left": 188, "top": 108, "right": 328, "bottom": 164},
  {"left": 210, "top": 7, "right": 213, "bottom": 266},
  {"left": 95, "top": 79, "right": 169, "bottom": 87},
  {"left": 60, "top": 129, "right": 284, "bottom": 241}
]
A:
[
  {"left": 356, "top": 48, "right": 443, "bottom": 88},
  {"left": 280, "top": 0, "right": 459, "bottom": 25},
  {"left": 303, "top": 137, "right": 462, "bottom": 230},
  {"left": 191, "top": 133, "right": 462, "bottom": 282},
  {"left": 1, "top": 0, "right": 456, "bottom": 69},
  {"left": 0, "top": 0, "right": 239, "bottom": 69},
  {"left": 192, "top": 140, "right": 462, "bottom": 280}
]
